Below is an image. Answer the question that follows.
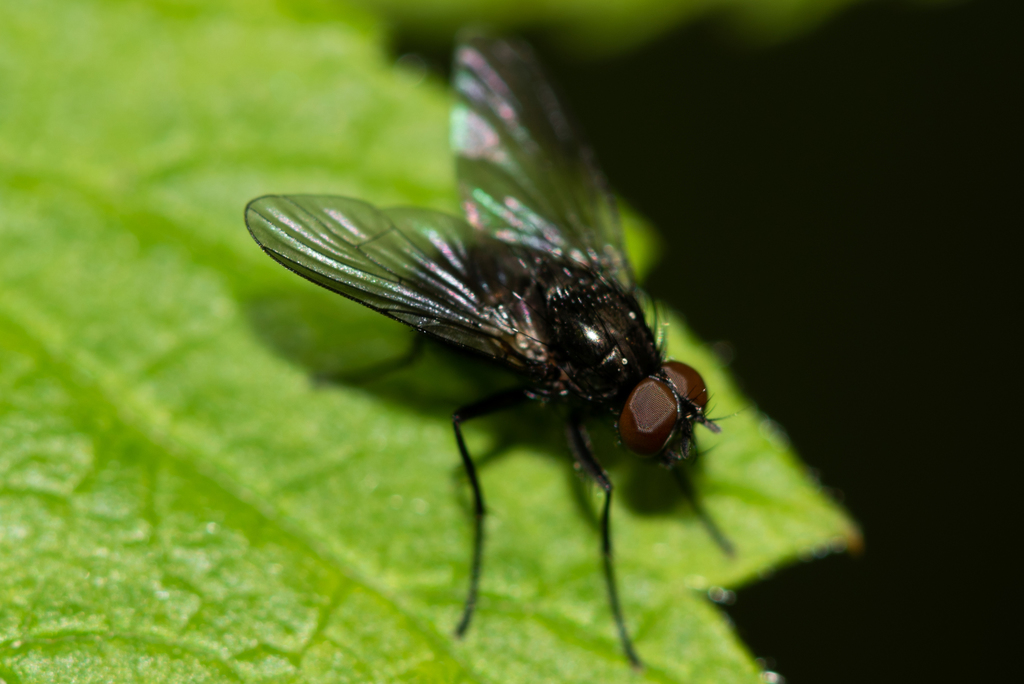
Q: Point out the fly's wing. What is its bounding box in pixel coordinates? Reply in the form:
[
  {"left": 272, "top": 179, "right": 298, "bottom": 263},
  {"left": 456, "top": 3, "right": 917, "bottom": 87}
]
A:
[
  {"left": 451, "top": 35, "right": 634, "bottom": 289},
  {"left": 245, "top": 194, "right": 552, "bottom": 374}
]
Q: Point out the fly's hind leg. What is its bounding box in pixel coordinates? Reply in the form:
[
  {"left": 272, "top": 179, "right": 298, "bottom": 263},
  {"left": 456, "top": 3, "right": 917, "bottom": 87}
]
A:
[
  {"left": 566, "top": 415, "right": 643, "bottom": 669},
  {"left": 452, "top": 388, "right": 530, "bottom": 637}
]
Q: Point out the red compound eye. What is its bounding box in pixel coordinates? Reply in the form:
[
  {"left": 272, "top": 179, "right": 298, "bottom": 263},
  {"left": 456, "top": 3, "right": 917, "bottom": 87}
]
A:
[
  {"left": 619, "top": 378, "right": 679, "bottom": 456},
  {"left": 663, "top": 361, "right": 709, "bottom": 409}
]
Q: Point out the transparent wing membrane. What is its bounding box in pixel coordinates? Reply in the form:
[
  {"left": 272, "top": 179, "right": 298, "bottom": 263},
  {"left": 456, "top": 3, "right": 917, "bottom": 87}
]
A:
[
  {"left": 245, "top": 195, "right": 553, "bottom": 374},
  {"left": 452, "top": 35, "right": 633, "bottom": 288}
]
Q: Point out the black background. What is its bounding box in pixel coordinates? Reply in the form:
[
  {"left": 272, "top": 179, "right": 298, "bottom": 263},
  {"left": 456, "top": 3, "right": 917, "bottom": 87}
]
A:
[{"left": 398, "top": 1, "right": 1019, "bottom": 681}]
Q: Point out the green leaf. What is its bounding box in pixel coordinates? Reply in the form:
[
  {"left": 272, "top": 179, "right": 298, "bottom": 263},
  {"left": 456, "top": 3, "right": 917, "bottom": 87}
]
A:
[
  {"left": 352, "top": 0, "right": 957, "bottom": 55},
  {"left": 0, "top": 1, "right": 858, "bottom": 682}
]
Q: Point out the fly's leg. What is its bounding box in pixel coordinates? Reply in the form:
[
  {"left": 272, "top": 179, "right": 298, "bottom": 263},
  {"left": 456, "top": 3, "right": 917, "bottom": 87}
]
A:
[
  {"left": 452, "top": 388, "right": 531, "bottom": 637},
  {"left": 566, "top": 416, "right": 643, "bottom": 669},
  {"left": 670, "top": 465, "right": 735, "bottom": 557}
]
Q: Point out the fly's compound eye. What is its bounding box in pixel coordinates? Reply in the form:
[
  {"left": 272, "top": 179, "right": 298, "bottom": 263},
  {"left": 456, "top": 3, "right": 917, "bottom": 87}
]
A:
[
  {"left": 619, "top": 378, "right": 679, "bottom": 456},
  {"left": 663, "top": 361, "right": 709, "bottom": 409}
]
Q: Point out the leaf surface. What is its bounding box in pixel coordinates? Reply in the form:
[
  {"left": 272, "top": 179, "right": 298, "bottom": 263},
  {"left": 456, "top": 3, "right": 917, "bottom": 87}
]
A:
[{"left": 0, "top": 1, "right": 857, "bottom": 682}]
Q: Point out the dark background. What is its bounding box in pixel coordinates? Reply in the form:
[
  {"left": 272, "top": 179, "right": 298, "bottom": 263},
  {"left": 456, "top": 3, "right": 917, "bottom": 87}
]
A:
[{"left": 398, "top": 0, "right": 1019, "bottom": 681}]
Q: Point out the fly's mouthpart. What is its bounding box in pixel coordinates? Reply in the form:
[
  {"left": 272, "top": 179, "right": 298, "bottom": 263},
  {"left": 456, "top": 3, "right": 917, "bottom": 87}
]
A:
[{"left": 661, "top": 437, "right": 692, "bottom": 466}]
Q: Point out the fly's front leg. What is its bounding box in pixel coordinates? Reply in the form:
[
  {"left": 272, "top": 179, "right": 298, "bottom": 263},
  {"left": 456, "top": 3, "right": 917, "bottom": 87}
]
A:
[
  {"left": 566, "top": 415, "right": 643, "bottom": 669},
  {"left": 670, "top": 462, "right": 735, "bottom": 557},
  {"left": 452, "top": 388, "right": 530, "bottom": 637}
]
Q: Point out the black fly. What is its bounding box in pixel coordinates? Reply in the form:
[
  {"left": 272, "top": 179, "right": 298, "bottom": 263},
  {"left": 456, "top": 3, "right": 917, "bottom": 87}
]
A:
[{"left": 244, "top": 34, "right": 730, "bottom": 668}]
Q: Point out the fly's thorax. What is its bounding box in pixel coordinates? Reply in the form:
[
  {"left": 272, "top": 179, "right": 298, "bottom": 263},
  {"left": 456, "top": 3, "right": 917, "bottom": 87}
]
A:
[{"left": 541, "top": 262, "right": 661, "bottom": 401}]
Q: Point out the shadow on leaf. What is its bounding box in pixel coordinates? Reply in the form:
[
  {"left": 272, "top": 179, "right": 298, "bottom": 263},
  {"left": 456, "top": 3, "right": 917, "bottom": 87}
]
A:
[{"left": 244, "top": 288, "right": 724, "bottom": 537}]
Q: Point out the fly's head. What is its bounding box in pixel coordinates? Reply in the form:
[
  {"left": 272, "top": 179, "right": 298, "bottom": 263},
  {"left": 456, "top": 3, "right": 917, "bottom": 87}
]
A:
[{"left": 616, "top": 361, "right": 720, "bottom": 464}]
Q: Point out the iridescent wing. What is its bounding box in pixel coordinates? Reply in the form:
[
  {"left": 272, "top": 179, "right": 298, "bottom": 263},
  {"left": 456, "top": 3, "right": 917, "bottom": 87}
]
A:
[
  {"left": 245, "top": 194, "right": 555, "bottom": 374},
  {"left": 451, "top": 35, "right": 633, "bottom": 289}
]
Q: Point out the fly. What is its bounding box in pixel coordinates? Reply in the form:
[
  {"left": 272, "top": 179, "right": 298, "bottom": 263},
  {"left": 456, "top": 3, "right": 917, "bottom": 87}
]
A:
[{"left": 244, "top": 34, "right": 731, "bottom": 668}]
